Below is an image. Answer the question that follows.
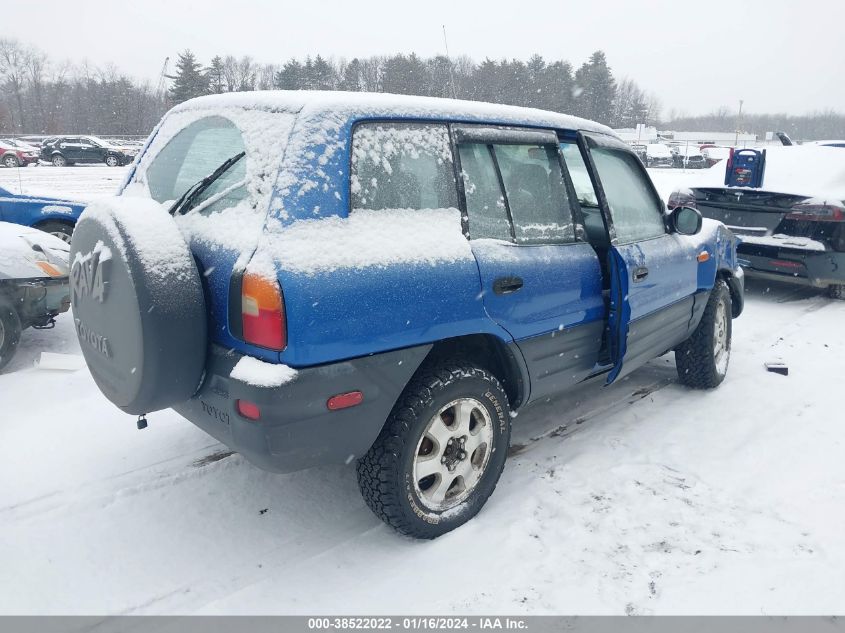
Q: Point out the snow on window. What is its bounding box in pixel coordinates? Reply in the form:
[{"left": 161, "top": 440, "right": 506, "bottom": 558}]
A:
[
  {"left": 351, "top": 123, "right": 456, "bottom": 211},
  {"left": 126, "top": 108, "right": 295, "bottom": 218}
]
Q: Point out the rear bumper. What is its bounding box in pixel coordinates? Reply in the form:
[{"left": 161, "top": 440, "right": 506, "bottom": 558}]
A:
[
  {"left": 172, "top": 343, "right": 431, "bottom": 473},
  {"left": 737, "top": 244, "right": 845, "bottom": 288}
]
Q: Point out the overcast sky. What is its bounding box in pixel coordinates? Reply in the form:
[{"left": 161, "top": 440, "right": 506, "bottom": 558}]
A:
[{"left": 4, "top": 0, "right": 844, "bottom": 116}]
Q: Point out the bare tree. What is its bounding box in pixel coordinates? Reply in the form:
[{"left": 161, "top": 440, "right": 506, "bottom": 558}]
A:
[{"left": 0, "top": 39, "right": 31, "bottom": 131}]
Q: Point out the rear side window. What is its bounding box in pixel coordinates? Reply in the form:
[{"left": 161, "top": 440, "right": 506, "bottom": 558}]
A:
[
  {"left": 350, "top": 122, "right": 458, "bottom": 211},
  {"left": 493, "top": 143, "right": 574, "bottom": 244},
  {"left": 457, "top": 143, "right": 511, "bottom": 241},
  {"left": 146, "top": 116, "right": 247, "bottom": 212}
]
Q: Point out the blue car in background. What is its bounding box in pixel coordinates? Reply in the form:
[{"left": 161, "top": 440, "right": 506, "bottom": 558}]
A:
[{"left": 0, "top": 186, "right": 86, "bottom": 243}]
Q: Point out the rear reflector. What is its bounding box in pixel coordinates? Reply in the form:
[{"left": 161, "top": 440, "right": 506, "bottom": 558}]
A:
[
  {"left": 236, "top": 399, "right": 261, "bottom": 420},
  {"left": 769, "top": 259, "right": 803, "bottom": 269},
  {"left": 327, "top": 391, "right": 364, "bottom": 411},
  {"left": 241, "top": 272, "right": 286, "bottom": 350}
]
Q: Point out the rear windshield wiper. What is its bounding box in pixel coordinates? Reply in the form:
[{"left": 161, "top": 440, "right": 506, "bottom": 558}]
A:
[{"left": 168, "top": 151, "right": 245, "bottom": 216}]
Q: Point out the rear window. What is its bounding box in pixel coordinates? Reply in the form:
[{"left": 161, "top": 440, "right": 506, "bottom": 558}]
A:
[
  {"left": 145, "top": 116, "right": 247, "bottom": 210},
  {"left": 350, "top": 122, "right": 458, "bottom": 212}
]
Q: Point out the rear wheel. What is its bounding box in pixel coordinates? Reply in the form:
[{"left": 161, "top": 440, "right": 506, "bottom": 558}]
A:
[
  {"left": 675, "top": 279, "right": 732, "bottom": 389},
  {"left": 36, "top": 220, "right": 74, "bottom": 244},
  {"left": 0, "top": 300, "right": 23, "bottom": 372},
  {"left": 357, "top": 361, "right": 511, "bottom": 539},
  {"left": 829, "top": 284, "right": 845, "bottom": 300},
  {"left": 3, "top": 154, "right": 19, "bottom": 168},
  {"left": 51, "top": 154, "right": 67, "bottom": 167}
]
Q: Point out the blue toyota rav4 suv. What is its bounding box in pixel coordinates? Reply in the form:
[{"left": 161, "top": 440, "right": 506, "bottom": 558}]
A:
[{"left": 69, "top": 92, "right": 743, "bottom": 538}]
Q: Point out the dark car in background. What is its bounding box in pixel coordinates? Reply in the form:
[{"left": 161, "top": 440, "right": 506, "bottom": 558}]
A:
[
  {"left": 671, "top": 145, "right": 708, "bottom": 169},
  {"left": 0, "top": 139, "right": 40, "bottom": 168},
  {"left": 40, "top": 135, "right": 137, "bottom": 167},
  {"left": 670, "top": 146, "right": 845, "bottom": 299}
]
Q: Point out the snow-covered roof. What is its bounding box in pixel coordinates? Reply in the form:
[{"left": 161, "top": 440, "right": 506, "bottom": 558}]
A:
[{"left": 170, "top": 90, "right": 615, "bottom": 136}]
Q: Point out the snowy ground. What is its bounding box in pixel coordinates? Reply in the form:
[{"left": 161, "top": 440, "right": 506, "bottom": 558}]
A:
[
  {"left": 0, "top": 164, "right": 128, "bottom": 201},
  {"left": 1, "top": 166, "right": 844, "bottom": 615}
]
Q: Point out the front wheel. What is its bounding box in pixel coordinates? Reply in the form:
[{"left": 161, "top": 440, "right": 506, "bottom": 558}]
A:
[
  {"left": 105, "top": 155, "right": 120, "bottom": 167},
  {"left": 51, "top": 154, "right": 67, "bottom": 167},
  {"left": 675, "top": 279, "right": 732, "bottom": 389},
  {"left": 357, "top": 362, "right": 511, "bottom": 539},
  {"left": 829, "top": 284, "right": 845, "bottom": 300},
  {"left": 3, "top": 155, "right": 19, "bottom": 168},
  {"left": 0, "top": 300, "right": 23, "bottom": 372},
  {"left": 37, "top": 220, "right": 74, "bottom": 244}
]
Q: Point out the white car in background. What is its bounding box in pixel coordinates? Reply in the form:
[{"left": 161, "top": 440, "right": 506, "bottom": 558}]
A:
[
  {"left": 702, "top": 146, "right": 733, "bottom": 167},
  {"left": 645, "top": 143, "right": 674, "bottom": 168},
  {"left": 0, "top": 222, "right": 71, "bottom": 370}
]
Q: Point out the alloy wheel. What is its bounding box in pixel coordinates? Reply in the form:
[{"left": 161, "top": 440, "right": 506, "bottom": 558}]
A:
[{"left": 412, "top": 397, "right": 494, "bottom": 512}]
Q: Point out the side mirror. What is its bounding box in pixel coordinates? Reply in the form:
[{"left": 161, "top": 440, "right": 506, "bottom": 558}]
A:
[{"left": 671, "top": 206, "right": 703, "bottom": 236}]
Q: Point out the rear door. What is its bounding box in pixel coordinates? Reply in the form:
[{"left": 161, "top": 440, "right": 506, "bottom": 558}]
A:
[
  {"left": 576, "top": 132, "right": 699, "bottom": 383},
  {"left": 62, "top": 137, "right": 86, "bottom": 162},
  {"left": 454, "top": 125, "right": 605, "bottom": 402}
]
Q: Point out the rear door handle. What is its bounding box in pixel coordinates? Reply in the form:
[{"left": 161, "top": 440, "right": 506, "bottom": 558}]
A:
[
  {"left": 632, "top": 266, "right": 649, "bottom": 282},
  {"left": 493, "top": 276, "right": 524, "bottom": 295}
]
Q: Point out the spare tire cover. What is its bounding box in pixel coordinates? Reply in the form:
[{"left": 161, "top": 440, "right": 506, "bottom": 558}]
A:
[{"left": 70, "top": 197, "right": 207, "bottom": 414}]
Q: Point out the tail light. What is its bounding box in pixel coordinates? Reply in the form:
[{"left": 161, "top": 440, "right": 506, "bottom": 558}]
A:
[
  {"left": 240, "top": 271, "right": 287, "bottom": 350},
  {"left": 786, "top": 203, "right": 845, "bottom": 222}
]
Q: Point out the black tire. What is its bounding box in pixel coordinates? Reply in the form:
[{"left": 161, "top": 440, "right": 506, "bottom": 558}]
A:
[
  {"left": 70, "top": 198, "right": 207, "bottom": 414},
  {"left": 357, "top": 361, "right": 511, "bottom": 539},
  {"left": 829, "top": 284, "right": 845, "bottom": 300},
  {"left": 0, "top": 300, "right": 23, "bottom": 372},
  {"left": 51, "top": 154, "right": 67, "bottom": 167},
  {"left": 3, "top": 154, "right": 19, "bottom": 168},
  {"left": 675, "top": 279, "right": 732, "bottom": 389},
  {"left": 36, "top": 220, "right": 74, "bottom": 244}
]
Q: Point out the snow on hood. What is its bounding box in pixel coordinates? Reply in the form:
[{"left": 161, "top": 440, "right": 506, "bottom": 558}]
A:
[
  {"left": 0, "top": 221, "right": 70, "bottom": 280},
  {"left": 647, "top": 144, "right": 672, "bottom": 157}
]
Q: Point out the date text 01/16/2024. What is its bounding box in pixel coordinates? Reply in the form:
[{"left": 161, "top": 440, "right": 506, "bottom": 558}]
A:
[{"left": 307, "top": 618, "right": 528, "bottom": 630}]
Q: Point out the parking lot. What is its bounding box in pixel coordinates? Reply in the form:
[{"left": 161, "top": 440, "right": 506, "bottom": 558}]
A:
[{"left": 1, "top": 165, "right": 844, "bottom": 615}]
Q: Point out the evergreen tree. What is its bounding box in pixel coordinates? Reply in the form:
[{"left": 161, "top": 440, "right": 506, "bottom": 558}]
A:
[
  {"left": 339, "top": 58, "right": 363, "bottom": 91},
  {"left": 168, "top": 50, "right": 209, "bottom": 103},
  {"left": 381, "top": 53, "right": 429, "bottom": 95},
  {"left": 544, "top": 60, "right": 575, "bottom": 114},
  {"left": 206, "top": 55, "right": 225, "bottom": 94},
  {"left": 275, "top": 58, "right": 304, "bottom": 90},
  {"left": 311, "top": 55, "right": 336, "bottom": 90},
  {"left": 573, "top": 50, "right": 616, "bottom": 124}
]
